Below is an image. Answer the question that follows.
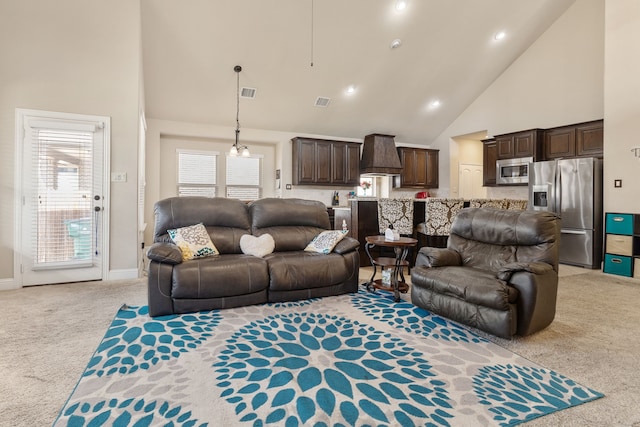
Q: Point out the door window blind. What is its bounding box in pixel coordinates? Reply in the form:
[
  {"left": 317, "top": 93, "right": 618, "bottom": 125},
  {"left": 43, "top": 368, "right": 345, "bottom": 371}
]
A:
[
  {"left": 177, "top": 150, "right": 218, "bottom": 197},
  {"left": 226, "top": 155, "right": 261, "bottom": 200},
  {"left": 31, "top": 128, "right": 94, "bottom": 264}
]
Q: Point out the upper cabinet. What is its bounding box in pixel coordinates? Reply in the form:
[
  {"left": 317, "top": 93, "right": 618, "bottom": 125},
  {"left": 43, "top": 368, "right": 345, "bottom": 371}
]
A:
[
  {"left": 393, "top": 147, "right": 439, "bottom": 189},
  {"left": 292, "top": 137, "right": 361, "bottom": 186},
  {"left": 494, "top": 129, "right": 543, "bottom": 160},
  {"left": 543, "top": 120, "right": 603, "bottom": 160},
  {"left": 482, "top": 138, "right": 498, "bottom": 186},
  {"left": 482, "top": 119, "right": 603, "bottom": 186}
]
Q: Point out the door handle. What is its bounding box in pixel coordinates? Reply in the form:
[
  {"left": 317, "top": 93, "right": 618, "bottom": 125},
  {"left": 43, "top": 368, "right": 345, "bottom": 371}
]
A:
[{"left": 561, "top": 229, "right": 587, "bottom": 235}]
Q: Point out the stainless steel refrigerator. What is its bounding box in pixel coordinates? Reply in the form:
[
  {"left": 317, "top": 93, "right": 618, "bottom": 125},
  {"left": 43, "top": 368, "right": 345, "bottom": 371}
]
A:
[{"left": 529, "top": 158, "right": 603, "bottom": 268}]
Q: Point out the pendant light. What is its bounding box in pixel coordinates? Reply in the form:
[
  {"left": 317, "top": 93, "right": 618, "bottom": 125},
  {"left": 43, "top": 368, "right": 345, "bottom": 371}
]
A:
[{"left": 230, "top": 65, "right": 250, "bottom": 157}]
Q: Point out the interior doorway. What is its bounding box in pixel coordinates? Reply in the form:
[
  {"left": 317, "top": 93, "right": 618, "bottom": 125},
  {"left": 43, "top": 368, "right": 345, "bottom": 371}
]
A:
[{"left": 458, "top": 163, "right": 485, "bottom": 199}]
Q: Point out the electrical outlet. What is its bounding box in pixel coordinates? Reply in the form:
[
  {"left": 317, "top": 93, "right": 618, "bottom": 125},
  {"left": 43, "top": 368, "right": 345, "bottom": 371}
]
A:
[{"left": 111, "top": 172, "right": 127, "bottom": 182}]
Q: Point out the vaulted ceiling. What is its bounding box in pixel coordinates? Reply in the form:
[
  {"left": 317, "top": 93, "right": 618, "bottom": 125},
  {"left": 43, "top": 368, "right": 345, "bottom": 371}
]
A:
[{"left": 141, "top": 0, "right": 576, "bottom": 145}]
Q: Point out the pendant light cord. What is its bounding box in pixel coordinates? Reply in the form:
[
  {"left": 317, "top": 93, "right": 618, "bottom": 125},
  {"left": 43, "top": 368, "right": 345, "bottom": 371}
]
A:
[
  {"left": 235, "top": 67, "right": 241, "bottom": 137},
  {"left": 310, "top": 0, "right": 314, "bottom": 67}
]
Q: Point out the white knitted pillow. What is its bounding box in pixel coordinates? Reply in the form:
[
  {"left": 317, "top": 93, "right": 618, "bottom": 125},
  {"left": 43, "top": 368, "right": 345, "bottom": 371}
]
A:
[{"left": 240, "top": 234, "right": 275, "bottom": 258}]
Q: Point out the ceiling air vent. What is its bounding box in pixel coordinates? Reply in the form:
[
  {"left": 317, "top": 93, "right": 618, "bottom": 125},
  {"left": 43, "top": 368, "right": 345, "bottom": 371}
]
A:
[
  {"left": 240, "top": 87, "right": 257, "bottom": 99},
  {"left": 314, "top": 97, "right": 331, "bottom": 107}
]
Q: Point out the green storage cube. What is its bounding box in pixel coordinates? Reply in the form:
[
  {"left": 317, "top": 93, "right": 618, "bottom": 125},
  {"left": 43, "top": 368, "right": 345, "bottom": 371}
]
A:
[
  {"left": 603, "top": 253, "right": 633, "bottom": 277},
  {"left": 606, "top": 213, "right": 634, "bottom": 235}
]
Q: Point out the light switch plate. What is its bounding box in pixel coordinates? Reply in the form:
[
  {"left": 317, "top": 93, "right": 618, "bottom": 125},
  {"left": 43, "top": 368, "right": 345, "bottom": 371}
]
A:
[{"left": 111, "top": 172, "right": 127, "bottom": 182}]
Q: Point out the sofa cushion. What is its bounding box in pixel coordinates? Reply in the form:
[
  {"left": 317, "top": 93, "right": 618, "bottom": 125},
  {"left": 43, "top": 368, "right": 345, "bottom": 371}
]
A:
[
  {"left": 154, "top": 197, "right": 251, "bottom": 254},
  {"left": 264, "top": 251, "right": 352, "bottom": 292},
  {"left": 168, "top": 223, "right": 219, "bottom": 260},
  {"left": 411, "top": 265, "right": 519, "bottom": 311},
  {"left": 304, "top": 230, "right": 347, "bottom": 254},
  {"left": 250, "top": 198, "right": 331, "bottom": 251},
  {"left": 171, "top": 254, "right": 269, "bottom": 299}
]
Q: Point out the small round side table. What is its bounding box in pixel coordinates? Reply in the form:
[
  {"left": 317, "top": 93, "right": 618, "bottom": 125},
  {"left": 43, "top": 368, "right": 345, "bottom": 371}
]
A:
[{"left": 364, "top": 235, "right": 418, "bottom": 302}]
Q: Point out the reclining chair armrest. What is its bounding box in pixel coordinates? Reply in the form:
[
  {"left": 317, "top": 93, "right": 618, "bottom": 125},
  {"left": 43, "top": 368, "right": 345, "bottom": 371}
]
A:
[
  {"left": 146, "top": 242, "right": 183, "bottom": 264},
  {"left": 496, "top": 261, "right": 553, "bottom": 281},
  {"left": 415, "top": 247, "right": 462, "bottom": 268},
  {"left": 508, "top": 268, "right": 558, "bottom": 336},
  {"left": 333, "top": 237, "right": 360, "bottom": 254}
]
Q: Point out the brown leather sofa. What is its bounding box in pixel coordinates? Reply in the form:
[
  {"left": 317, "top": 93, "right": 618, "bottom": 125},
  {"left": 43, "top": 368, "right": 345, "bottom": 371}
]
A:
[
  {"left": 410, "top": 208, "right": 560, "bottom": 339},
  {"left": 146, "top": 197, "right": 360, "bottom": 316}
]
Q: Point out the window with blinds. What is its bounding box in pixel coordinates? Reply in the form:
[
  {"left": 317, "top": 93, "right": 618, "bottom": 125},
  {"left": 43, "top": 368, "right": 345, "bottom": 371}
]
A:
[
  {"left": 31, "top": 127, "right": 95, "bottom": 264},
  {"left": 226, "top": 155, "right": 261, "bottom": 200},
  {"left": 177, "top": 149, "right": 218, "bottom": 197}
]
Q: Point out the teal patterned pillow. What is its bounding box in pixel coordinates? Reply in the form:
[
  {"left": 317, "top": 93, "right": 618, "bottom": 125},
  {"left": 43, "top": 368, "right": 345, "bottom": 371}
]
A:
[
  {"left": 304, "top": 230, "right": 347, "bottom": 254},
  {"left": 167, "top": 223, "right": 219, "bottom": 261}
]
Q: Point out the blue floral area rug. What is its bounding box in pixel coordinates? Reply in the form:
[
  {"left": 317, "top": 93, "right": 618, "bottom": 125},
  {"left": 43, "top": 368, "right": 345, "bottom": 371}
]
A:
[{"left": 54, "top": 287, "right": 602, "bottom": 426}]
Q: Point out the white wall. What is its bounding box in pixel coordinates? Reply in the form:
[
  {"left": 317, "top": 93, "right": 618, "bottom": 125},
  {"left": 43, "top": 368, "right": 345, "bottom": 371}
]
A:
[
  {"left": 431, "top": 0, "right": 605, "bottom": 198},
  {"left": 603, "top": 0, "right": 640, "bottom": 214},
  {"left": 0, "top": 0, "right": 141, "bottom": 282}
]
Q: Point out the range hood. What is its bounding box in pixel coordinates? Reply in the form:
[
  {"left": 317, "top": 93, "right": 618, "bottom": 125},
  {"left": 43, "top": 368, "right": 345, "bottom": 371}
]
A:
[{"left": 359, "top": 133, "right": 403, "bottom": 176}]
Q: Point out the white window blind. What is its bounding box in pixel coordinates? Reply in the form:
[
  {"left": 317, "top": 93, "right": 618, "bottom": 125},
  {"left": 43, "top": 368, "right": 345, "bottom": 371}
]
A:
[
  {"left": 177, "top": 150, "right": 218, "bottom": 197},
  {"left": 31, "top": 127, "right": 94, "bottom": 264},
  {"left": 226, "top": 155, "right": 261, "bottom": 200}
]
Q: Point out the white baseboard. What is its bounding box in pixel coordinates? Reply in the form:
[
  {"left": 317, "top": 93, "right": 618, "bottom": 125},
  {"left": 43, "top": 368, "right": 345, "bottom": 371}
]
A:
[
  {"left": 0, "top": 278, "right": 20, "bottom": 291},
  {"left": 107, "top": 269, "right": 140, "bottom": 281}
]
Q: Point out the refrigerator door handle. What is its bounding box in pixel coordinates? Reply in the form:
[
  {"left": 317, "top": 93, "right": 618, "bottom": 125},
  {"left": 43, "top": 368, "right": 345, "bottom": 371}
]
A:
[
  {"left": 555, "top": 159, "right": 562, "bottom": 214},
  {"left": 561, "top": 229, "right": 588, "bottom": 235}
]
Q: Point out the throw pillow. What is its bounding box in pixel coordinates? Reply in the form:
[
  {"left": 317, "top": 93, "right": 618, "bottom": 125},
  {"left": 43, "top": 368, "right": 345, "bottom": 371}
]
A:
[
  {"left": 167, "top": 223, "right": 219, "bottom": 261},
  {"left": 240, "top": 234, "right": 275, "bottom": 258},
  {"left": 304, "top": 230, "right": 347, "bottom": 254}
]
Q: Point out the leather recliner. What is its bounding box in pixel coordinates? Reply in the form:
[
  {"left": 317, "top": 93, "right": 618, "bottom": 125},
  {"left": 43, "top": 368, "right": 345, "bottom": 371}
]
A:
[
  {"left": 146, "top": 197, "right": 360, "bottom": 317},
  {"left": 410, "top": 208, "right": 560, "bottom": 339}
]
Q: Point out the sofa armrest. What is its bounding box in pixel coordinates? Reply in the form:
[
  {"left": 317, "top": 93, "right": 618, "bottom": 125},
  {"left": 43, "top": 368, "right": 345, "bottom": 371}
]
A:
[
  {"left": 146, "top": 242, "right": 183, "bottom": 265},
  {"left": 496, "top": 261, "right": 553, "bottom": 281},
  {"left": 333, "top": 237, "right": 360, "bottom": 255},
  {"left": 415, "top": 247, "right": 462, "bottom": 268},
  {"left": 508, "top": 268, "right": 558, "bottom": 336}
]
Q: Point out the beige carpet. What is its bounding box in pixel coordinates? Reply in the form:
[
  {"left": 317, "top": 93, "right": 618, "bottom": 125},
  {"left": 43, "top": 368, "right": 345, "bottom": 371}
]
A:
[{"left": 1, "top": 266, "right": 639, "bottom": 426}]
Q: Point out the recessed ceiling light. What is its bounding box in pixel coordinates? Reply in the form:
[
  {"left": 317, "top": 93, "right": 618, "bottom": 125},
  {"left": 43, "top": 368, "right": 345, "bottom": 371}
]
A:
[
  {"left": 346, "top": 85, "right": 356, "bottom": 95},
  {"left": 395, "top": 1, "right": 408, "bottom": 11},
  {"left": 430, "top": 100, "right": 441, "bottom": 109},
  {"left": 390, "top": 39, "right": 402, "bottom": 49},
  {"left": 494, "top": 31, "right": 506, "bottom": 41}
]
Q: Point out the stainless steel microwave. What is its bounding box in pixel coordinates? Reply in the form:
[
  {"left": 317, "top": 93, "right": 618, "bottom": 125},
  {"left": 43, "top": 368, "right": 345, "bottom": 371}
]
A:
[{"left": 496, "top": 157, "right": 533, "bottom": 185}]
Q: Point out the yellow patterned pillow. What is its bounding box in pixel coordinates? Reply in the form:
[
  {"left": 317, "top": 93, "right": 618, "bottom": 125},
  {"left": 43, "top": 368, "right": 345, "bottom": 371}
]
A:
[
  {"left": 304, "top": 230, "right": 347, "bottom": 254},
  {"left": 167, "top": 223, "right": 219, "bottom": 261}
]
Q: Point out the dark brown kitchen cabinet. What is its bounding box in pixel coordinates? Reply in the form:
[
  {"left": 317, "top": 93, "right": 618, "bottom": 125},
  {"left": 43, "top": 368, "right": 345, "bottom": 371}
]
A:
[
  {"left": 543, "top": 120, "right": 603, "bottom": 160},
  {"left": 425, "top": 149, "right": 439, "bottom": 187},
  {"left": 393, "top": 147, "right": 439, "bottom": 189},
  {"left": 543, "top": 126, "right": 575, "bottom": 159},
  {"left": 316, "top": 141, "right": 331, "bottom": 184},
  {"left": 495, "top": 129, "right": 543, "bottom": 160},
  {"left": 344, "top": 144, "right": 361, "bottom": 184},
  {"left": 292, "top": 137, "right": 361, "bottom": 186},
  {"left": 576, "top": 121, "right": 603, "bottom": 157},
  {"left": 482, "top": 138, "right": 497, "bottom": 186}
]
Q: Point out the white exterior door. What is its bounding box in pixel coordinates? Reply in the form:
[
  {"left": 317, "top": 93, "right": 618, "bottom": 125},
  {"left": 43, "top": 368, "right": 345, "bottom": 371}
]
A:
[
  {"left": 458, "top": 163, "right": 485, "bottom": 199},
  {"left": 16, "top": 109, "right": 109, "bottom": 286}
]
